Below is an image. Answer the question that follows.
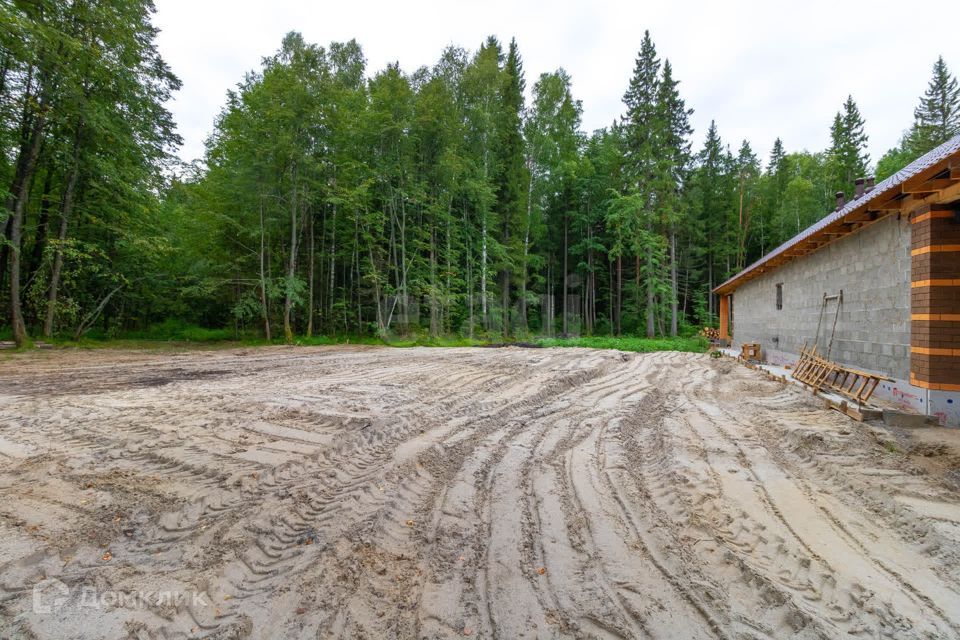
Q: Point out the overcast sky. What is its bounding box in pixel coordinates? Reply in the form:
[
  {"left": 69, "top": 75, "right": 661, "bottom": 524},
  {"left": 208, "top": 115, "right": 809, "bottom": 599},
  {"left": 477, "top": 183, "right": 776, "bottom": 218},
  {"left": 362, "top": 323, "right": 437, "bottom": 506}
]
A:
[{"left": 153, "top": 0, "right": 959, "bottom": 168}]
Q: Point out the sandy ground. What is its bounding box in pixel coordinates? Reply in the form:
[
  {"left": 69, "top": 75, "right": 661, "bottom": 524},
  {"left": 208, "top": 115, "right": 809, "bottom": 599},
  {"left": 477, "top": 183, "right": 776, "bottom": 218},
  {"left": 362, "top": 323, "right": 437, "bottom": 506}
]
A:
[{"left": 0, "top": 346, "right": 959, "bottom": 639}]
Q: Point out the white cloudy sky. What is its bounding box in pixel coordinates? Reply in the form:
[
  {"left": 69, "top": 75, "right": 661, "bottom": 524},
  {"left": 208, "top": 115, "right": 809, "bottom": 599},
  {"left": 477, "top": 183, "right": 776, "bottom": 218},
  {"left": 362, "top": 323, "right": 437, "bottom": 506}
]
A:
[{"left": 153, "top": 0, "right": 959, "bottom": 167}]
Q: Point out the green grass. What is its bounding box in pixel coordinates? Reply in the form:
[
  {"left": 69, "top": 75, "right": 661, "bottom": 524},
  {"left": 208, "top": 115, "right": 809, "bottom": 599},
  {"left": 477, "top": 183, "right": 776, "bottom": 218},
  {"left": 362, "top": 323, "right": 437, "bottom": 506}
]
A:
[
  {"left": 107, "top": 319, "right": 237, "bottom": 342},
  {"left": 20, "top": 331, "right": 490, "bottom": 351},
  {"left": 535, "top": 335, "right": 709, "bottom": 353},
  {"left": 289, "top": 334, "right": 487, "bottom": 348},
  {"left": 6, "top": 322, "right": 708, "bottom": 355}
]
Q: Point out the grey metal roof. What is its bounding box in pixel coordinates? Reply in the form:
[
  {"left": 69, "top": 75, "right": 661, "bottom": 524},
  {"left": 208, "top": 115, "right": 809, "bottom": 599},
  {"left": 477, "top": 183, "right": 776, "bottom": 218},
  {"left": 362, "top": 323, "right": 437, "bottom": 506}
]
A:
[{"left": 715, "top": 133, "right": 960, "bottom": 293}]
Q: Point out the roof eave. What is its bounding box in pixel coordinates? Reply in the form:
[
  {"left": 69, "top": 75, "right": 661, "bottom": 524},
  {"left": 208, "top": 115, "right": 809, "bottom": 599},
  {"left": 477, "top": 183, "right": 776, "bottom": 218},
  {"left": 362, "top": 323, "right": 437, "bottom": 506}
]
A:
[{"left": 712, "top": 134, "right": 960, "bottom": 295}]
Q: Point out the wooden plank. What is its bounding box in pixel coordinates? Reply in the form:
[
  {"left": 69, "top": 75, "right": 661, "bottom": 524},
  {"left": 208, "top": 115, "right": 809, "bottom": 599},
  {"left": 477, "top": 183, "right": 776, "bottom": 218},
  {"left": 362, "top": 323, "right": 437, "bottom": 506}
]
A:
[{"left": 903, "top": 178, "right": 956, "bottom": 193}]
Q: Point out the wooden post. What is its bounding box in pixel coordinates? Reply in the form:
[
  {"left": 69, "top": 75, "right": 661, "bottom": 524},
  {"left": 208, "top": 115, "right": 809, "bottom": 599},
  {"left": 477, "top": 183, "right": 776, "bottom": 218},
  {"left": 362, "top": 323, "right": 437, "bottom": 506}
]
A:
[{"left": 719, "top": 294, "right": 730, "bottom": 341}]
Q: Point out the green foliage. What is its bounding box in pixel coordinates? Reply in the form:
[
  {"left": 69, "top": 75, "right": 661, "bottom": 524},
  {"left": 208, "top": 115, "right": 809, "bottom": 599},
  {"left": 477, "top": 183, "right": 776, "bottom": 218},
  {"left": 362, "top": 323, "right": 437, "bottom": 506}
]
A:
[
  {"left": 875, "top": 57, "right": 959, "bottom": 181},
  {"left": 2, "top": 15, "right": 955, "bottom": 347},
  {"left": 536, "top": 335, "right": 708, "bottom": 353},
  {"left": 876, "top": 146, "right": 915, "bottom": 182},
  {"left": 826, "top": 95, "right": 870, "bottom": 200},
  {"left": 117, "top": 319, "right": 236, "bottom": 342},
  {"left": 908, "top": 56, "right": 960, "bottom": 154}
]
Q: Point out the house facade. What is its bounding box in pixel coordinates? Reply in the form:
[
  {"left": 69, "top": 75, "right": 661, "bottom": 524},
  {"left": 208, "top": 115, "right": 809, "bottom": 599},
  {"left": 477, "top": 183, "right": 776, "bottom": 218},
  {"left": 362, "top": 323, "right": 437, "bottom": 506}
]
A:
[{"left": 715, "top": 135, "right": 960, "bottom": 425}]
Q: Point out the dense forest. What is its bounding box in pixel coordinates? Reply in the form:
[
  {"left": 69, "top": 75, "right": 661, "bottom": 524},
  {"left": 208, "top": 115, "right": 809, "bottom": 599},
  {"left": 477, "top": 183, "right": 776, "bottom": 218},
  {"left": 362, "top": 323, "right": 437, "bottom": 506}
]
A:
[{"left": 2, "top": 1, "right": 959, "bottom": 346}]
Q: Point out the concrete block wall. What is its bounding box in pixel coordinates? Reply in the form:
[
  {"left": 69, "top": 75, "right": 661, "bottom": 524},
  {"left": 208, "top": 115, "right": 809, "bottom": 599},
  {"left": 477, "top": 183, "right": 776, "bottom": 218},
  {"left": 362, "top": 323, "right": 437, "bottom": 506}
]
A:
[{"left": 732, "top": 214, "right": 911, "bottom": 380}]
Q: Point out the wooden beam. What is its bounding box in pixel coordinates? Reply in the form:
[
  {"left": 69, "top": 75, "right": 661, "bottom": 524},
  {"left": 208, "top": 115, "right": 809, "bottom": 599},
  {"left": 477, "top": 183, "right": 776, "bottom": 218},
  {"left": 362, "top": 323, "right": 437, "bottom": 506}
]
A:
[
  {"left": 873, "top": 196, "right": 906, "bottom": 211},
  {"left": 867, "top": 166, "right": 959, "bottom": 211},
  {"left": 719, "top": 294, "right": 730, "bottom": 340},
  {"left": 904, "top": 178, "right": 956, "bottom": 193},
  {"left": 934, "top": 179, "right": 960, "bottom": 204},
  {"left": 899, "top": 162, "right": 956, "bottom": 194}
]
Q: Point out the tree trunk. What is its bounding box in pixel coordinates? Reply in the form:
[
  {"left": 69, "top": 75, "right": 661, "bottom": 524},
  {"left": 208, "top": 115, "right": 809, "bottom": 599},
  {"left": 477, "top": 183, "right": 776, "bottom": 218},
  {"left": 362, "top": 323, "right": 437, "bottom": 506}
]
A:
[
  {"left": 520, "top": 169, "right": 534, "bottom": 333},
  {"left": 670, "top": 227, "right": 678, "bottom": 336},
  {"left": 445, "top": 202, "right": 452, "bottom": 334},
  {"left": 480, "top": 212, "right": 488, "bottom": 331},
  {"left": 546, "top": 255, "right": 552, "bottom": 336},
  {"left": 430, "top": 226, "right": 438, "bottom": 338},
  {"left": 0, "top": 51, "right": 10, "bottom": 103},
  {"left": 328, "top": 198, "right": 337, "bottom": 330},
  {"left": 645, "top": 252, "right": 655, "bottom": 338},
  {"left": 73, "top": 283, "right": 124, "bottom": 340},
  {"left": 615, "top": 255, "right": 622, "bottom": 336},
  {"left": 707, "top": 255, "right": 714, "bottom": 321},
  {"left": 464, "top": 202, "right": 474, "bottom": 338},
  {"left": 26, "top": 168, "right": 55, "bottom": 288},
  {"left": 0, "top": 216, "right": 11, "bottom": 303},
  {"left": 562, "top": 214, "right": 568, "bottom": 336},
  {"left": 8, "top": 117, "right": 46, "bottom": 346},
  {"left": 585, "top": 221, "right": 594, "bottom": 335},
  {"left": 258, "top": 196, "right": 271, "bottom": 341},
  {"left": 42, "top": 157, "right": 79, "bottom": 337},
  {"left": 368, "top": 245, "right": 386, "bottom": 338},
  {"left": 283, "top": 162, "right": 299, "bottom": 343},
  {"left": 501, "top": 205, "right": 510, "bottom": 339},
  {"left": 682, "top": 239, "right": 692, "bottom": 319},
  {"left": 500, "top": 265, "right": 509, "bottom": 338},
  {"left": 306, "top": 206, "right": 315, "bottom": 337}
]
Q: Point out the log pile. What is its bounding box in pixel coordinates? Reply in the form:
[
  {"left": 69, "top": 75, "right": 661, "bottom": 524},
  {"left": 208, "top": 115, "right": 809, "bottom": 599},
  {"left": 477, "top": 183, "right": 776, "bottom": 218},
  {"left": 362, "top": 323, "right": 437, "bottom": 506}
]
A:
[{"left": 699, "top": 327, "right": 721, "bottom": 340}]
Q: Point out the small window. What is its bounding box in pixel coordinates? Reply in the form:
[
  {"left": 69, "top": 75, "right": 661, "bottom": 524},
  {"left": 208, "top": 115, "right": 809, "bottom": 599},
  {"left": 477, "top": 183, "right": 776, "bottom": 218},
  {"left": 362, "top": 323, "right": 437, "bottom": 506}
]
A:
[{"left": 776, "top": 283, "right": 783, "bottom": 310}]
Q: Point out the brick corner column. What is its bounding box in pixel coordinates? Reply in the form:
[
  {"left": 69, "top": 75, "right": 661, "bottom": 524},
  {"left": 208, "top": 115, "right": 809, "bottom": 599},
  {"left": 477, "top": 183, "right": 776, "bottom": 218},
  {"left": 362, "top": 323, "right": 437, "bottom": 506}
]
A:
[{"left": 910, "top": 202, "right": 960, "bottom": 391}]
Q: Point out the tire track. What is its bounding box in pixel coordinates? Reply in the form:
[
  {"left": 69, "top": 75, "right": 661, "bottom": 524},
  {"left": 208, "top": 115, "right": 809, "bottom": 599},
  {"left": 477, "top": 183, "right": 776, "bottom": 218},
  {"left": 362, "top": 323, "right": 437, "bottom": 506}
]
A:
[{"left": 1, "top": 348, "right": 958, "bottom": 639}]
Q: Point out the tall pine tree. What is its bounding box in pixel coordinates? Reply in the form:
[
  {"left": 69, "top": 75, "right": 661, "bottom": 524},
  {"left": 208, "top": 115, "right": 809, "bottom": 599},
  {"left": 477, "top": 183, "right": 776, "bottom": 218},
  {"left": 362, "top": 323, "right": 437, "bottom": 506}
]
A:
[
  {"left": 909, "top": 56, "right": 960, "bottom": 154},
  {"left": 826, "top": 95, "right": 869, "bottom": 203},
  {"left": 621, "top": 31, "right": 663, "bottom": 336},
  {"left": 495, "top": 38, "right": 527, "bottom": 337},
  {"left": 655, "top": 59, "right": 693, "bottom": 335},
  {"left": 877, "top": 57, "right": 958, "bottom": 180}
]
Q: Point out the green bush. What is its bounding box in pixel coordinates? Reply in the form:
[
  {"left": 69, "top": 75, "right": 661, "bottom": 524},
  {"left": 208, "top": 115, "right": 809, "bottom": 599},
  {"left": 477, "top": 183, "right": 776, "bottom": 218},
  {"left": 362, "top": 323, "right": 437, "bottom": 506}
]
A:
[{"left": 97, "top": 319, "right": 237, "bottom": 342}]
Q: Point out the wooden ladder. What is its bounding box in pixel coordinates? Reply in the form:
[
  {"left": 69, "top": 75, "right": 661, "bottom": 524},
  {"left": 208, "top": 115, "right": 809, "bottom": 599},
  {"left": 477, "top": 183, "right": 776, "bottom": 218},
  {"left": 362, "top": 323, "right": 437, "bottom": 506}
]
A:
[{"left": 792, "top": 345, "right": 891, "bottom": 405}]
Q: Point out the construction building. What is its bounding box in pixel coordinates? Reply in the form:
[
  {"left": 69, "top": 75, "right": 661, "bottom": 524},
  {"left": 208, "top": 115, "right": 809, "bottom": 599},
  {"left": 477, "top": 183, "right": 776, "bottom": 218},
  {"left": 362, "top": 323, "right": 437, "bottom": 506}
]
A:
[{"left": 714, "top": 134, "right": 960, "bottom": 425}]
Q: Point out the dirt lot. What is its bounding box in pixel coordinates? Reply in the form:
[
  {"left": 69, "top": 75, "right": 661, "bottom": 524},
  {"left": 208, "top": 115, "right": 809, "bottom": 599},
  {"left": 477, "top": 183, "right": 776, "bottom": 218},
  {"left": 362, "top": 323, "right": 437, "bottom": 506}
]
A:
[{"left": 0, "top": 346, "right": 959, "bottom": 639}]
